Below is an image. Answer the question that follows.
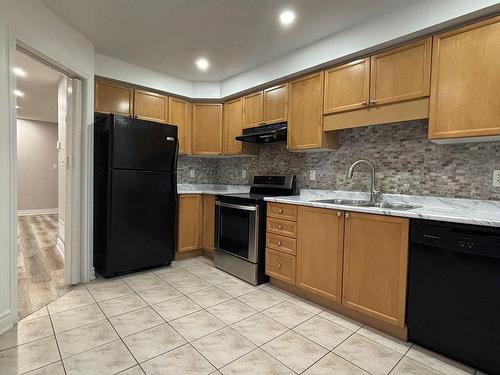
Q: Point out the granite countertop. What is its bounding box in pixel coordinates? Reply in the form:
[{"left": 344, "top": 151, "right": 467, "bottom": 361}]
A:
[
  {"left": 177, "top": 184, "right": 250, "bottom": 195},
  {"left": 264, "top": 189, "right": 500, "bottom": 227}
]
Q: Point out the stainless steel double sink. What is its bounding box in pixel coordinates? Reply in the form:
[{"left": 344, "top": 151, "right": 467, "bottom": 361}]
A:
[{"left": 310, "top": 199, "right": 420, "bottom": 211}]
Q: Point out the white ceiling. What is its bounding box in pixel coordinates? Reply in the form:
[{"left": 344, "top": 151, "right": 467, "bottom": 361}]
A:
[
  {"left": 15, "top": 51, "right": 63, "bottom": 123},
  {"left": 41, "top": 0, "right": 417, "bottom": 82}
]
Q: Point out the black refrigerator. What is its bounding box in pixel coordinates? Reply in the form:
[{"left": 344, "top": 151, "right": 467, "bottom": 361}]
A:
[{"left": 93, "top": 114, "right": 178, "bottom": 277}]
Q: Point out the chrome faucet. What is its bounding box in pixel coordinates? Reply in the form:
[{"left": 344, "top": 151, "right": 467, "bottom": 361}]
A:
[{"left": 346, "top": 159, "right": 381, "bottom": 203}]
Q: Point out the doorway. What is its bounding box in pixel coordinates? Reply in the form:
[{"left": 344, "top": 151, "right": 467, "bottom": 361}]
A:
[{"left": 14, "top": 50, "right": 73, "bottom": 318}]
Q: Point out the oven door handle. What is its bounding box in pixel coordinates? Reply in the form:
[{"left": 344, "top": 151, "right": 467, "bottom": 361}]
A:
[{"left": 215, "top": 201, "right": 257, "bottom": 211}]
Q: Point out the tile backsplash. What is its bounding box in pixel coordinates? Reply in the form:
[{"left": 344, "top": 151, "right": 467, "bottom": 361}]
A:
[{"left": 178, "top": 120, "right": 500, "bottom": 201}]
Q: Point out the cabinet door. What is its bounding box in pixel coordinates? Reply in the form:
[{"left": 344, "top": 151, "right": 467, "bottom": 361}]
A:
[
  {"left": 178, "top": 195, "right": 202, "bottom": 252},
  {"left": 263, "top": 84, "right": 287, "bottom": 124},
  {"left": 342, "top": 212, "right": 409, "bottom": 327},
  {"left": 168, "top": 97, "right": 191, "bottom": 155},
  {"left": 324, "top": 59, "right": 370, "bottom": 114},
  {"left": 192, "top": 103, "right": 223, "bottom": 156},
  {"left": 242, "top": 91, "right": 263, "bottom": 128},
  {"left": 202, "top": 195, "right": 216, "bottom": 253},
  {"left": 134, "top": 90, "right": 168, "bottom": 123},
  {"left": 95, "top": 80, "right": 133, "bottom": 116},
  {"left": 429, "top": 16, "right": 500, "bottom": 140},
  {"left": 287, "top": 72, "right": 325, "bottom": 150},
  {"left": 296, "top": 207, "right": 344, "bottom": 302},
  {"left": 370, "top": 38, "right": 432, "bottom": 106},
  {"left": 223, "top": 98, "right": 243, "bottom": 155}
]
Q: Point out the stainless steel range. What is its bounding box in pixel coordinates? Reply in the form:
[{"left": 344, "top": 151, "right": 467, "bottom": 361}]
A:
[{"left": 214, "top": 175, "right": 297, "bottom": 285}]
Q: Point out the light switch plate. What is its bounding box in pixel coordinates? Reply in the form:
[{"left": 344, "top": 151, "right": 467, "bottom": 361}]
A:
[
  {"left": 493, "top": 170, "right": 500, "bottom": 187},
  {"left": 189, "top": 169, "right": 195, "bottom": 178},
  {"left": 309, "top": 170, "right": 316, "bottom": 181}
]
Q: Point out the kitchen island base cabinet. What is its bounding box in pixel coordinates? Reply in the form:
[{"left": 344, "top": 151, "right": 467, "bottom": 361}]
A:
[
  {"left": 296, "top": 206, "right": 344, "bottom": 303},
  {"left": 342, "top": 212, "right": 409, "bottom": 328}
]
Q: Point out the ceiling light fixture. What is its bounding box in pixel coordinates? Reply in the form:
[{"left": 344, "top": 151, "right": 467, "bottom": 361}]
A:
[
  {"left": 195, "top": 57, "right": 209, "bottom": 71},
  {"left": 15, "top": 105, "right": 20, "bottom": 109},
  {"left": 279, "top": 10, "right": 296, "bottom": 26},
  {"left": 13, "top": 89, "right": 24, "bottom": 97},
  {"left": 13, "top": 67, "right": 26, "bottom": 77}
]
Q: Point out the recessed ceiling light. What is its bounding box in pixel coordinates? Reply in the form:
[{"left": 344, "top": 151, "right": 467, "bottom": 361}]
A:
[
  {"left": 15, "top": 105, "right": 20, "bottom": 109},
  {"left": 279, "top": 10, "right": 296, "bottom": 26},
  {"left": 13, "top": 89, "right": 24, "bottom": 97},
  {"left": 13, "top": 67, "right": 26, "bottom": 77},
  {"left": 195, "top": 57, "right": 209, "bottom": 71}
]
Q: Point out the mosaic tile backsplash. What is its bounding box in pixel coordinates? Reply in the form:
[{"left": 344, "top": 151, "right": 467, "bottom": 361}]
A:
[{"left": 178, "top": 120, "right": 500, "bottom": 201}]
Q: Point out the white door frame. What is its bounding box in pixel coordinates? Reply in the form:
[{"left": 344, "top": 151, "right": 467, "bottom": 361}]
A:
[{"left": 8, "top": 39, "right": 88, "bottom": 322}]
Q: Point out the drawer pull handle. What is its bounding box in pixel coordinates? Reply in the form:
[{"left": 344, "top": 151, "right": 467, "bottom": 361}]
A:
[
  {"left": 278, "top": 209, "right": 283, "bottom": 213},
  {"left": 277, "top": 263, "right": 281, "bottom": 269},
  {"left": 277, "top": 241, "right": 282, "bottom": 246},
  {"left": 278, "top": 224, "right": 283, "bottom": 230}
]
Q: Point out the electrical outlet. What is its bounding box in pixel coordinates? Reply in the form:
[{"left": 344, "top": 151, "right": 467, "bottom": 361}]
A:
[
  {"left": 241, "top": 170, "right": 247, "bottom": 180},
  {"left": 52, "top": 163, "right": 58, "bottom": 170},
  {"left": 189, "top": 169, "right": 195, "bottom": 178},
  {"left": 309, "top": 170, "right": 316, "bottom": 181},
  {"left": 493, "top": 170, "right": 500, "bottom": 187}
]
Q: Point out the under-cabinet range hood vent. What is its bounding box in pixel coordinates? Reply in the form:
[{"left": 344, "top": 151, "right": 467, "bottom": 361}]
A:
[{"left": 235, "top": 123, "right": 287, "bottom": 143}]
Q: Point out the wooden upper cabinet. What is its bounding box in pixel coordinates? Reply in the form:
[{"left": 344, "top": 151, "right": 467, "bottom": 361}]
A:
[
  {"left": 370, "top": 38, "right": 432, "bottom": 106},
  {"left": 242, "top": 91, "right": 263, "bottom": 128},
  {"left": 324, "top": 59, "right": 370, "bottom": 114},
  {"left": 263, "top": 84, "right": 287, "bottom": 124},
  {"left": 296, "top": 206, "right": 344, "bottom": 302},
  {"left": 191, "top": 103, "right": 223, "bottom": 156},
  {"left": 223, "top": 98, "right": 243, "bottom": 155},
  {"left": 134, "top": 90, "right": 168, "bottom": 123},
  {"left": 178, "top": 194, "right": 202, "bottom": 252},
  {"left": 428, "top": 16, "right": 500, "bottom": 140},
  {"left": 288, "top": 72, "right": 336, "bottom": 150},
  {"left": 168, "top": 97, "right": 191, "bottom": 155},
  {"left": 342, "top": 212, "right": 409, "bottom": 327},
  {"left": 95, "top": 80, "right": 133, "bottom": 116}
]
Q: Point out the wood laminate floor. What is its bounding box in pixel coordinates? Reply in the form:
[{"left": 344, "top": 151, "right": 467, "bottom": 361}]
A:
[{"left": 17, "top": 214, "right": 70, "bottom": 319}]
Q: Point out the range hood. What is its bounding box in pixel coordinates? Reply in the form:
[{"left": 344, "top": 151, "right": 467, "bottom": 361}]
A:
[{"left": 235, "top": 123, "right": 287, "bottom": 143}]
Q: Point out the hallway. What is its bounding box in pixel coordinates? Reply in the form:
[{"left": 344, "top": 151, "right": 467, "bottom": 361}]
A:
[{"left": 17, "top": 215, "right": 69, "bottom": 319}]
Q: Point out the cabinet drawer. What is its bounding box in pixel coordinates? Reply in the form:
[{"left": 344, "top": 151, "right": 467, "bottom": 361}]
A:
[
  {"left": 267, "top": 203, "right": 297, "bottom": 221},
  {"left": 267, "top": 218, "right": 297, "bottom": 238},
  {"left": 266, "top": 233, "right": 296, "bottom": 255},
  {"left": 265, "top": 249, "right": 296, "bottom": 284}
]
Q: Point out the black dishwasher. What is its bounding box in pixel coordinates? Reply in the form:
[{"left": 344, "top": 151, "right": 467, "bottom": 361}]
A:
[{"left": 407, "top": 220, "right": 500, "bottom": 375}]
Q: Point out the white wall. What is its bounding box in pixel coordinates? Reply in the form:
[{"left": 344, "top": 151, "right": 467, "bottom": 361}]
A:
[
  {"left": 16, "top": 119, "right": 58, "bottom": 211},
  {"left": 0, "top": 0, "right": 95, "bottom": 333}
]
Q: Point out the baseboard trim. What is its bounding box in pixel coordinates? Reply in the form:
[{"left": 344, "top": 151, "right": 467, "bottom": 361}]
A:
[
  {"left": 17, "top": 208, "right": 58, "bottom": 216},
  {"left": 0, "top": 310, "right": 13, "bottom": 335},
  {"left": 56, "top": 236, "right": 65, "bottom": 256}
]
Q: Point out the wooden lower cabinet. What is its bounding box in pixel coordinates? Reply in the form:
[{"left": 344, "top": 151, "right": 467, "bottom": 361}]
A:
[
  {"left": 202, "top": 195, "right": 216, "bottom": 255},
  {"left": 177, "top": 195, "right": 202, "bottom": 252},
  {"left": 342, "top": 212, "right": 409, "bottom": 327},
  {"left": 266, "top": 249, "right": 296, "bottom": 284},
  {"left": 296, "top": 206, "right": 344, "bottom": 303}
]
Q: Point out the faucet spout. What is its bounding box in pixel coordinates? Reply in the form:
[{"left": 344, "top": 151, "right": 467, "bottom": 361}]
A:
[{"left": 346, "top": 159, "right": 380, "bottom": 203}]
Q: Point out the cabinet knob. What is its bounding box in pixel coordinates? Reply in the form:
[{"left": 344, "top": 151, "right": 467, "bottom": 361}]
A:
[
  {"left": 278, "top": 209, "right": 283, "bottom": 213},
  {"left": 369, "top": 100, "right": 376, "bottom": 106},
  {"left": 362, "top": 101, "right": 367, "bottom": 106},
  {"left": 278, "top": 224, "right": 283, "bottom": 230},
  {"left": 277, "top": 241, "right": 282, "bottom": 246},
  {"left": 345, "top": 213, "right": 350, "bottom": 218},
  {"left": 277, "top": 263, "right": 281, "bottom": 269},
  {"left": 337, "top": 211, "right": 342, "bottom": 217}
]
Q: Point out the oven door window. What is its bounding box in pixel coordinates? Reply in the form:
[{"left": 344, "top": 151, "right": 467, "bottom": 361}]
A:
[{"left": 217, "top": 203, "right": 258, "bottom": 262}]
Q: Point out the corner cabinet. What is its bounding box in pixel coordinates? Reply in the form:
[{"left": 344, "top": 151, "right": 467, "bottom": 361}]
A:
[
  {"left": 287, "top": 72, "right": 337, "bottom": 151},
  {"left": 428, "top": 16, "right": 500, "bottom": 141},
  {"left": 191, "top": 103, "right": 223, "bottom": 156},
  {"left": 342, "top": 212, "right": 409, "bottom": 327},
  {"left": 296, "top": 206, "right": 344, "bottom": 302},
  {"left": 178, "top": 194, "right": 202, "bottom": 252},
  {"left": 168, "top": 97, "right": 191, "bottom": 155}
]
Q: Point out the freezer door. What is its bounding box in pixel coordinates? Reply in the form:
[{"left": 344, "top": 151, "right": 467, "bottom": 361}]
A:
[
  {"left": 107, "top": 169, "right": 177, "bottom": 275},
  {"left": 112, "top": 115, "right": 178, "bottom": 171}
]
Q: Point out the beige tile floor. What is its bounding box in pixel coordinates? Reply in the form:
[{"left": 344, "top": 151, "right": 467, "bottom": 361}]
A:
[{"left": 0, "top": 256, "right": 484, "bottom": 375}]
